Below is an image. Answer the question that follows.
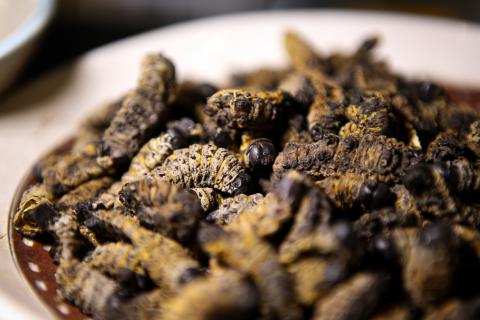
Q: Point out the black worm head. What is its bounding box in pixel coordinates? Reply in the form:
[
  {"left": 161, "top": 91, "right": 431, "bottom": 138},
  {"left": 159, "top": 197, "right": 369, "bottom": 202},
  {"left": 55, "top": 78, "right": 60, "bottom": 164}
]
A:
[
  {"left": 231, "top": 172, "right": 251, "bottom": 196},
  {"left": 416, "top": 81, "right": 443, "bottom": 102},
  {"left": 245, "top": 138, "right": 276, "bottom": 169},
  {"left": 213, "top": 130, "right": 233, "bottom": 148},
  {"left": 358, "top": 181, "right": 395, "bottom": 210},
  {"left": 166, "top": 127, "right": 188, "bottom": 149},
  {"left": 402, "top": 164, "right": 435, "bottom": 196}
]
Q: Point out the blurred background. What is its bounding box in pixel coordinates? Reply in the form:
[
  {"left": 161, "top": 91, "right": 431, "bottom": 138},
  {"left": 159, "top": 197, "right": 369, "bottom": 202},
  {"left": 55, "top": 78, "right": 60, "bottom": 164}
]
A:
[{"left": 9, "top": 0, "right": 480, "bottom": 88}]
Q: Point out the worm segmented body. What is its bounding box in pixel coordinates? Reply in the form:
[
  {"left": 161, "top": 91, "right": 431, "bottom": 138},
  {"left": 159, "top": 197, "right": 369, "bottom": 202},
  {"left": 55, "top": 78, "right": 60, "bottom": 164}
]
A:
[
  {"left": 273, "top": 133, "right": 420, "bottom": 183},
  {"left": 207, "top": 193, "right": 264, "bottom": 225},
  {"left": 42, "top": 144, "right": 110, "bottom": 196},
  {"left": 98, "top": 54, "right": 176, "bottom": 168},
  {"left": 152, "top": 144, "right": 250, "bottom": 195},
  {"left": 205, "top": 89, "right": 286, "bottom": 130},
  {"left": 56, "top": 259, "right": 120, "bottom": 318}
]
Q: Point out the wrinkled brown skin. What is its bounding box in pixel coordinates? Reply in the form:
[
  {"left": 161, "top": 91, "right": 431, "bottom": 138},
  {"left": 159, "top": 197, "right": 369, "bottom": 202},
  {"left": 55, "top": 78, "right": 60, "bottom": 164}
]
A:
[
  {"left": 120, "top": 176, "right": 202, "bottom": 242},
  {"left": 96, "top": 130, "right": 187, "bottom": 209},
  {"left": 340, "top": 92, "right": 396, "bottom": 138},
  {"left": 42, "top": 143, "right": 111, "bottom": 196},
  {"left": 279, "top": 72, "right": 316, "bottom": 111},
  {"left": 56, "top": 177, "right": 114, "bottom": 211},
  {"left": 425, "top": 130, "right": 467, "bottom": 162},
  {"left": 280, "top": 221, "right": 361, "bottom": 267},
  {"left": 55, "top": 259, "right": 120, "bottom": 319},
  {"left": 225, "top": 171, "right": 318, "bottom": 239},
  {"left": 94, "top": 209, "right": 200, "bottom": 293},
  {"left": 14, "top": 177, "right": 113, "bottom": 237},
  {"left": 447, "top": 158, "right": 480, "bottom": 196},
  {"left": 423, "top": 296, "right": 480, "bottom": 320},
  {"left": 199, "top": 225, "right": 302, "bottom": 320},
  {"left": 98, "top": 54, "right": 176, "bottom": 168},
  {"left": 189, "top": 187, "right": 220, "bottom": 211},
  {"left": 205, "top": 89, "right": 286, "bottom": 130},
  {"left": 402, "top": 163, "right": 461, "bottom": 220},
  {"left": 313, "top": 272, "right": 389, "bottom": 320},
  {"left": 273, "top": 133, "right": 420, "bottom": 183},
  {"left": 14, "top": 183, "right": 55, "bottom": 236},
  {"left": 73, "top": 97, "right": 125, "bottom": 152},
  {"left": 160, "top": 270, "right": 259, "bottom": 320},
  {"left": 273, "top": 135, "right": 339, "bottom": 181},
  {"left": 284, "top": 31, "right": 347, "bottom": 140},
  {"left": 207, "top": 193, "right": 264, "bottom": 225},
  {"left": 316, "top": 173, "right": 381, "bottom": 210},
  {"left": 152, "top": 144, "right": 250, "bottom": 195},
  {"left": 83, "top": 242, "right": 144, "bottom": 277}
]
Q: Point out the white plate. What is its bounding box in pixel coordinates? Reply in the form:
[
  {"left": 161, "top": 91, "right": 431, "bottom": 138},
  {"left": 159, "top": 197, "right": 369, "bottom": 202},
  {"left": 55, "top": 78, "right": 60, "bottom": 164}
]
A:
[{"left": 0, "top": 10, "right": 479, "bottom": 320}]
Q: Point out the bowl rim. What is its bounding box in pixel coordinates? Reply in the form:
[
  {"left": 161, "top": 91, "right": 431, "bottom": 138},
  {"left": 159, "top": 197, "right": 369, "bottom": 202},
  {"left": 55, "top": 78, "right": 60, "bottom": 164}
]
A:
[{"left": 0, "top": 0, "right": 56, "bottom": 60}]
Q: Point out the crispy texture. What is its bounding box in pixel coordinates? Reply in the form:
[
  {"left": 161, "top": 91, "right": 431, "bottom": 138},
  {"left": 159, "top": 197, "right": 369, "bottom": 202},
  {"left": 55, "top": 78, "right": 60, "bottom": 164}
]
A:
[
  {"left": 205, "top": 89, "right": 286, "bottom": 130},
  {"left": 207, "top": 193, "right": 264, "bottom": 225},
  {"left": 43, "top": 144, "right": 110, "bottom": 196},
  {"left": 152, "top": 144, "right": 250, "bottom": 195},
  {"left": 273, "top": 133, "right": 420, "bottom": 182},
  {"left": 98, "top": 54, "right": 176, "bottom": 168}
]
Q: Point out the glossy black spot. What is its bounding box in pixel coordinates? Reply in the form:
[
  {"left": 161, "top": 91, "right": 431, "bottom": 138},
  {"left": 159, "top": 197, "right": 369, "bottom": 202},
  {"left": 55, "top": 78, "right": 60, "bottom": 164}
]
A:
[
  {"left": 245, "top": 138, "right": 276, "bottom": 169},
  {"left": 213, "top": 130, "right": 233, "bottom": 148},
  {"left": 417, "top": 81, "right": 443, "bottom": 102},
  {"left": 402, "top": 164, "right": 435, "bottom": 196},
  {"left": 167, "top": 127, "right": 188, "bottom": 149},
  {"left": 231, "top": 172, "right": 251, "bottom": 195},
  {"left": 26, "top": 204, "right": 59, "bottom": 231},
  {"left": 370, "top": 183, "right": 396, "bottom": 210}
]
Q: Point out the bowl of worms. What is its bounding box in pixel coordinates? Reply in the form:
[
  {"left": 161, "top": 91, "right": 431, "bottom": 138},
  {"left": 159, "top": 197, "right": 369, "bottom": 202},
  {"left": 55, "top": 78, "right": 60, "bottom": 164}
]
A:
[{"left": 2, "top": 10, "right": 480, "bottom": 320}]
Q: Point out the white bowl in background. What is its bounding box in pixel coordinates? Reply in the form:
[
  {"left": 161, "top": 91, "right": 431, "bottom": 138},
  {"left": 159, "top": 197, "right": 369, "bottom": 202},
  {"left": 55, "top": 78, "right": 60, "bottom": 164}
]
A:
[{"left": 0, "top": 0, "right": 55, "bottom": 94}]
